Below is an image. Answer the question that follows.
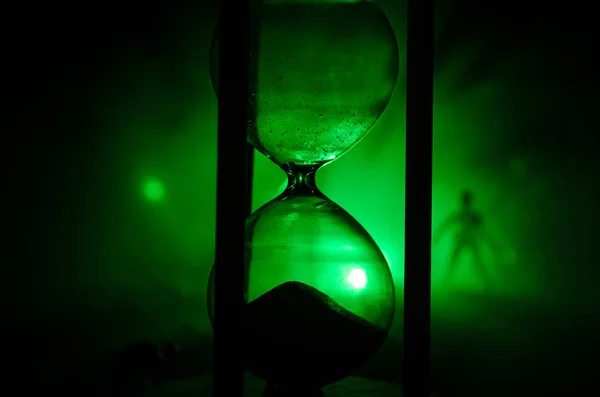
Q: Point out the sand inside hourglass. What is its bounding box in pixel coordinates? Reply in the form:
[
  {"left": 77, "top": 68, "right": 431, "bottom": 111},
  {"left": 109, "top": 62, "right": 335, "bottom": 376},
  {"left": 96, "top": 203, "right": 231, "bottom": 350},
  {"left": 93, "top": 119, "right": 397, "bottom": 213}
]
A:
[{"left": 242, "top": 281, "right": 388, "bottom": 387}]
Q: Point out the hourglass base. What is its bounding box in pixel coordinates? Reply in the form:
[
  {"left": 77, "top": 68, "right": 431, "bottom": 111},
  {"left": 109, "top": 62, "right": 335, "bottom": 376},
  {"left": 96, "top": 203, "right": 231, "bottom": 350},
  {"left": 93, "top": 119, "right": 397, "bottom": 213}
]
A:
[{"left": 263, "top": 383, "right": 323, "bottom": 397}]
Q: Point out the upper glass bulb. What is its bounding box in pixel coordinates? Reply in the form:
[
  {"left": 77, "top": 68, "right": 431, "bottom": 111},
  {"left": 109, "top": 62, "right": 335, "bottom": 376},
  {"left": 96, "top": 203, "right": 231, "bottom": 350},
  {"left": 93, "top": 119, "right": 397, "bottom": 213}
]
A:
[{"left": 210, "top": 0, "right": 399, "bottom": 167}]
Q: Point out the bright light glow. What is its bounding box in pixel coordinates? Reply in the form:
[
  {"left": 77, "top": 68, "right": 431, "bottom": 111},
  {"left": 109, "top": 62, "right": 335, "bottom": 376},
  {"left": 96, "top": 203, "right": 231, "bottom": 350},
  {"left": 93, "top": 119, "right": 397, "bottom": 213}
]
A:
[
  {"left": 143, "top": 179, "right": 165, "bottom": 202},
  {"left": 347, "top": 268, "right": 367, "bottom": 289},
  {"left": 328, "top": 154, "right": 336, "bottom": 159}
]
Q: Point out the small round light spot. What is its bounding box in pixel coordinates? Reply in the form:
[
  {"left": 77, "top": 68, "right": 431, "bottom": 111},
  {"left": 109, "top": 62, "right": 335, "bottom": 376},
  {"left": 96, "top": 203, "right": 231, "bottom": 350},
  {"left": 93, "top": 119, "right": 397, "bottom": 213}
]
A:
[
  {"left": 144, "top": 179, "right": 165, "bottom": 202},
  {"left": 347, "top": 268, "right": 367, "bottom": 289}
]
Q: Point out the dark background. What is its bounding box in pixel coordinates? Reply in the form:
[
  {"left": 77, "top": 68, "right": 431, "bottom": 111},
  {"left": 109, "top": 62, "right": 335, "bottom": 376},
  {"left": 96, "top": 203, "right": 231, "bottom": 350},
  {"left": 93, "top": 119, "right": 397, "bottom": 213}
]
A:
[{"left": 4, "top": 0, "right": 599, "bottom": 395}]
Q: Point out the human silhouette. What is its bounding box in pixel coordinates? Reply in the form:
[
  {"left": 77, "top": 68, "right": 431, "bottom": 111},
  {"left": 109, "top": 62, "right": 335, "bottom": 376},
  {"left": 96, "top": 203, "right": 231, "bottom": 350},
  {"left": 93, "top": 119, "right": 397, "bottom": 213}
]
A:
[{"left": 433, "top": 190, "right": 491, "bottom": 285}]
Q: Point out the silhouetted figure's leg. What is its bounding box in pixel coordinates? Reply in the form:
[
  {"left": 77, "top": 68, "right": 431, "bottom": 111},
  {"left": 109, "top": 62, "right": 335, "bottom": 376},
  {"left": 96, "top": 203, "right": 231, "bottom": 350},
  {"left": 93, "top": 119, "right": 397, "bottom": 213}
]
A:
[
  {"left": 445, "top": 241, "right": 464, "bottom": 283},
  {"left": 470, "top": 243, "right": 489, "bottom": 289}
]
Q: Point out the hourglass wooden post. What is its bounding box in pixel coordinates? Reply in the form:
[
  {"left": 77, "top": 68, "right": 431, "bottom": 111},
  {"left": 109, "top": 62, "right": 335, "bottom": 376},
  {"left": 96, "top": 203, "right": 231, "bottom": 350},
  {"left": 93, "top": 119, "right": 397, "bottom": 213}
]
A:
[
  {"left": 402, "top": 0, "right": 434, "bottom": 396},
  {"left": 213, "top": 0, "right": 254, "bottom": 396}
]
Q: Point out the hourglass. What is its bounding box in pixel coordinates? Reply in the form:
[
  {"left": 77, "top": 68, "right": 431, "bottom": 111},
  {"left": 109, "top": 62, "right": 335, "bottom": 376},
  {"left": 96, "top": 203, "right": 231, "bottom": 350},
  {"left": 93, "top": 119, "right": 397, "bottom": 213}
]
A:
[{"left": 208, "top": 0, "right": 399, "bottom": 395}]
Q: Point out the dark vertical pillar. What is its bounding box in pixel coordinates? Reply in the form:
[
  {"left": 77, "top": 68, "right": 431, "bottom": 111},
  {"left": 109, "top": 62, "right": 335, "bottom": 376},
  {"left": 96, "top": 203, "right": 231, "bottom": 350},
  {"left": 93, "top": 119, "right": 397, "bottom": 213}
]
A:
[
  {"left": 402, "top": 0, "right": 434, "bottom": 395},
  {"left": 213, "top": 0, "right": 252, "bottom": 395},
  {"left": 245, "top": 144, "right": 255, "bottom": 216},
  {"left": 243, "top": 0, "right": 262, "bottom": 300}
]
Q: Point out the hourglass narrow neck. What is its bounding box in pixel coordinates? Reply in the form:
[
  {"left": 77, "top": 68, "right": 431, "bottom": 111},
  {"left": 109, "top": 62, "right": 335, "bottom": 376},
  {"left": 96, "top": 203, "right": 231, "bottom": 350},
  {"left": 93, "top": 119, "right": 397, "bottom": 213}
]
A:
[{"left": 283, "top": 165, "right": 323, "bottom": 197}]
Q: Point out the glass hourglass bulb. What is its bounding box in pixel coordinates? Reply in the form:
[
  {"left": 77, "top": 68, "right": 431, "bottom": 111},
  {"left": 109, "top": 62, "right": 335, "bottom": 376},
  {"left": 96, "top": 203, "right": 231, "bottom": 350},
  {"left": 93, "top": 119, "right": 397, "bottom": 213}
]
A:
[{"left": 208, "top": 0, "right": 399, "bottom": 390}]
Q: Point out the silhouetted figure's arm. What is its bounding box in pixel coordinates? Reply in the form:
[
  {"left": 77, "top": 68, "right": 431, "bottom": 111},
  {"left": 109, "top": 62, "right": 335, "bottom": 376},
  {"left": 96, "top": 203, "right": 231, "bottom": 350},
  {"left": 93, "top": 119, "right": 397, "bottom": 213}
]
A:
[
  {"left": 478, "top": 224, "right": 504, "bottom": 256},
  {"left": 432, "top": 211, "right": 458, "bottom": 244}
]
